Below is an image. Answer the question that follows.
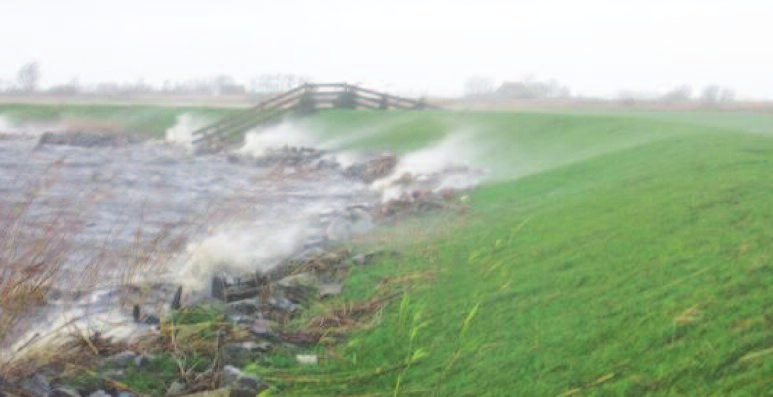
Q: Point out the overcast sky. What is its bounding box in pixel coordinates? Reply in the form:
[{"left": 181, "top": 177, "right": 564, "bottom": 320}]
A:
[{"left": 1, "top": 0, "right": 771, "bottom": 98}]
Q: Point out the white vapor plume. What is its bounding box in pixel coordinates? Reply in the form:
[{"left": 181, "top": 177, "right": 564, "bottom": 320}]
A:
[
  {"left": 171, "top": 218, "right": 313, "bottom": 292},
  {"left": 0, "top": 115, "right": 13, "bottom": 133},
  {"left": 165, "top": 113, "right": 213, "bottom": 147},
  {"left": 240, "top": 121, "right": 320, "bottom": 157},
  {"left": 371, "top": 131, "right": 490, "bottom": 202}
]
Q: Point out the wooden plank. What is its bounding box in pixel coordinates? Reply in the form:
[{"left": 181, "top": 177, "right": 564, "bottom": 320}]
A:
[
  {"left": 350, "top": 86, "right": 420, "bottom": 105},
  {"left": 308, "top": 83, "right": 348, "bottom": 89},
  {"left": 356, "top": 100, "right": 380, "bottom": 110},
  {"left": 193, "top": 83, "right": 439, "bottom": 153}
]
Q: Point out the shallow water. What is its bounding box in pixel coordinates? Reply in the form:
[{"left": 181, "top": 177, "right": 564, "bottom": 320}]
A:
[{"left": 0, "top": 135, "right": 378, "bottom": 358}]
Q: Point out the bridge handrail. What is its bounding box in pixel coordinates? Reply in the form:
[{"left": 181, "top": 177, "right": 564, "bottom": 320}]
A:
[{"left": 192, "top": 83, "right": 439, "bottom": 153}]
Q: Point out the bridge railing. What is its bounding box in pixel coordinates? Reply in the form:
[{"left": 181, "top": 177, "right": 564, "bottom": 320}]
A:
[{"left": 191, "top": 83, "right": 439, "bottom": 153}]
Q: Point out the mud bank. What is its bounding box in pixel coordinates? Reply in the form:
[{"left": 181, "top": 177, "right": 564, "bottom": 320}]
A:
[{"left": 0, "top": 117, "right": 485, "bottom": 396}]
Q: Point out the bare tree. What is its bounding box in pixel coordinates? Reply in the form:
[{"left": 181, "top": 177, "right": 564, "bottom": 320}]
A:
[
  {"left": 661, "top": 85, "right": 692, "bottom": 102},
  {"left": 17, "top": 62, "right": 40, "bottom": 93},
  {"left": 700, "top": 85, "right": 720, "bottom": 103},
  {"left": 719, "top": 88, "right": 736, "bottom": 102}
]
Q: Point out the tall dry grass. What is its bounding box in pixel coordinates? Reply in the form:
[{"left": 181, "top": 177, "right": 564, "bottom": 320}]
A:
[{"left": 0, "top": 162, "right": 80, "bottom": 373}]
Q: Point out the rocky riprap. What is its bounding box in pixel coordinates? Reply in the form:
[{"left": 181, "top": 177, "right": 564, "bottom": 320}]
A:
[
  {"left": 36, "top": 131, "right": 142, "bottom": 148},
  {"left": 0, "top": 142, "right": 483, "bottom": 397}
]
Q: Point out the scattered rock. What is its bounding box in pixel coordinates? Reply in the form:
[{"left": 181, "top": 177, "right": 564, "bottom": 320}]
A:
[
  {"left": 37, "top": 131, "right": 140, "bottom": 148},
  {"left": 225, "top": 342, "right": 262, "bottom": 354},
  {"left": 105, "top": 351, "right": 137, "bottom": 368},
  {"left": 50, "top": 387, "right": 81, "bottom": 397},
  {"left": 248, "top": 317, "right": 273, "bottom": 338},
  {"left": 116, "top": 392, "right": 137, "bottom": 397},
  {"left": 20, "top": 373, "right": 52, "bottom": 397},
  {"left": 276, "top": 273, "right": 319, "bottom": 302},
  {"left": 267, "top": 297, "right": 299, "bottom": 314},
  {"left": 143, "top": 314, "right": 161, "bottom": 326},
  {"left": 229, "top": 314, "right": 252, "bottom": 325},
  {"left": 227, "top": 299, "right": 261, "bottom": 315},
  {"left": 343, "top": 153, "right": 397, "bottom": 183},
  {"left": 254, "top": 146, "right": 337, "bottom": 173},
  {"left": 222, "top": 366, "right": 267, "bottom": 397},
  {"left": 88, "top": 391, "right": 111, "bottom": 397},
  {"left": 225, "top": 342, "right": 264, "bottom": 368}
]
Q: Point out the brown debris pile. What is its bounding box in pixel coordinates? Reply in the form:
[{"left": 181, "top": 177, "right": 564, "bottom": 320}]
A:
[
  {"left": 228, "top": 146, "right": 340, "bottom": 172},
  {"left": 370, "top": 165, "right": 483, "bottom": 222},
  {"left": 343, "top": 152, "right": 397, "bottom": 183}
]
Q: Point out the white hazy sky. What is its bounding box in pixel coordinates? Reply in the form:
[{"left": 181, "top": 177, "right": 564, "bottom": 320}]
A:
[{"left": 1, "top": 0, "right": 771, "bottom": 98}]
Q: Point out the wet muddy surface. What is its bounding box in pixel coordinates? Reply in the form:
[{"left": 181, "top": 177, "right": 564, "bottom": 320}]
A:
[
  {"left": 0, "top": 133, "right": 379, "bottom": 356},
  {"left": 0, "top": 126, "right": 483, "bottom": 367}
]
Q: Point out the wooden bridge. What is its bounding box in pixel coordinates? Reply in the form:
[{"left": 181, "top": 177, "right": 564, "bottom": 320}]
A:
[{"left": 192, "top": 83, "right": 440, "bottom": 155}]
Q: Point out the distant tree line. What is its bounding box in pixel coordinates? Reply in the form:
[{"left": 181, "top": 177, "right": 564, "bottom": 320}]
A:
[
  {"left": 465, "top": 76, "right": 572, "bottom": 99},
  {"left": 466, "top": 75, "right": 740, "bottom": 104},
  {"left": 618, "top": 84, "right": 737, "bottom": 104},
  {"left": 0, "top": 62, "right": 310, "bottom": 97}
]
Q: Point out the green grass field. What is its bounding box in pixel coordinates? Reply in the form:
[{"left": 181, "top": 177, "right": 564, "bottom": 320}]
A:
[
  {"left": 266, "top": 110, "right": 773, "bottom": 396},
  {"left": 0, "top": 103, "right": 237, "bottom": 138},
  {"left": 6, "top": 105, "right": 773, "bottom": 395}
]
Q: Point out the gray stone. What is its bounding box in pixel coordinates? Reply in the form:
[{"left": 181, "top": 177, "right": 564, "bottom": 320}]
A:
[
  {"left": 227, "top": 298, "right": 261, "bottom": 315},
  {"left": 37, "top": 131, "right": 140, "bottom": 148},
  {"left": 226, "top": 342, "right": 259, "bottom": 354},
  {"left": 20, "top": 373, "right": 52, "bottom": 397},
  {"left": 222, "top": 366, "right": 266, "bottom": 397},
  {"left": 249, "top": 318, "right": 273, "bottom": 338},
  {"left": 276, "top": 272, "right": 319, "bottom": 302},
  {"left": 143, "top": 314, "right": 161, "bottom": 325},
  {"left": 117, "top": 393, "right": 136, "bottom": 397},
  {"left": 88, "top": 391, "right": 111, "bottom": 397},
  {"left": 105, "top": 351, "right": 137, "bottom": 368},
  {"left": 267, "top": 297, "right": 299, "bottom": 313},
  {"left": 229, "top": 313, "right": 252, "bottom": 325}
]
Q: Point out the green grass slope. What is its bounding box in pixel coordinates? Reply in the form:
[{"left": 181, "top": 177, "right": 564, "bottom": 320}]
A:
[
  {"left": 261, "top": 112, "right": 773, "bottom": 396},
  {"left": 0, "top": 104, "right": 237, "bottom": 138}
]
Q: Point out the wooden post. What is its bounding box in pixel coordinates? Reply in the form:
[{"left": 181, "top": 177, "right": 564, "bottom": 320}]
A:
[{"left": 379, "top": 94, "right": 389, "bottom": 110}]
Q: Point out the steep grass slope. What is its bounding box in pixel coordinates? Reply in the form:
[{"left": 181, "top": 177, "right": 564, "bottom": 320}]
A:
[
  {"left": 0, "top": 104, "right": 237, "bottom": 138},
  {"left": 263, "top": 111, "right": 773, "bottom": 396}
]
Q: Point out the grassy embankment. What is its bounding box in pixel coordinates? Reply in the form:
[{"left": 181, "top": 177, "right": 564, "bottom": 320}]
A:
[
  {"left": 0, "top": 104, "right": 238, "bottom": 138},
  {"left": 5, "top": 105, "right": 773, "bottom": 395},
  {"left": 262, "top": 110, "right": 773, "bottom": 395}
]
